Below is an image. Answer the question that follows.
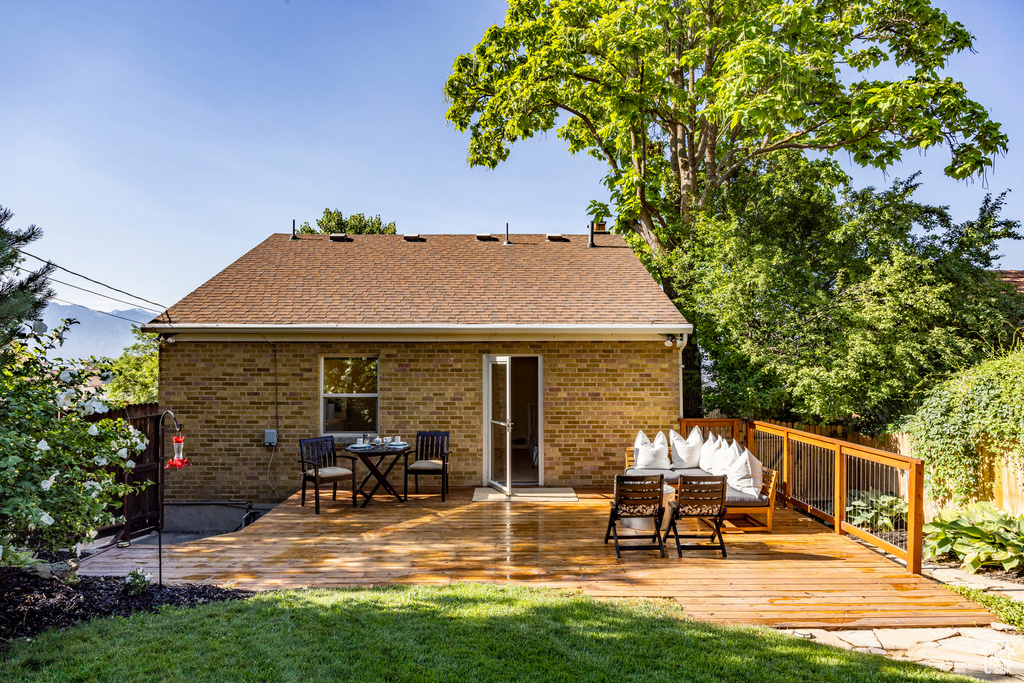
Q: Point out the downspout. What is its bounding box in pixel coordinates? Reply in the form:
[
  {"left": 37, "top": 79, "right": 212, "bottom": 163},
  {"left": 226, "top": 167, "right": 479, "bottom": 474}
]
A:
[{"left": 677, "top": 334, "right": 689, "bottom": 419}]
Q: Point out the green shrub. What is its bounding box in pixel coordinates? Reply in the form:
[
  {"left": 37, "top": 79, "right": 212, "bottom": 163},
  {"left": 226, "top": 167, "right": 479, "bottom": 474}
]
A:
[
  {"left": 0, "top": 322, "right": 147, "bottom": 557},
  {"left": 123, "top": 567, "right": 152, "bottom": 596},
  {"left": 904, "top": 344, "right": 1024, "bottom": 504},
  {"left": 846, "top": 489, "right": 907, "bottom": 533},
  {"left": 924, "top": 502, "right": 1024, "bottom": 573}
]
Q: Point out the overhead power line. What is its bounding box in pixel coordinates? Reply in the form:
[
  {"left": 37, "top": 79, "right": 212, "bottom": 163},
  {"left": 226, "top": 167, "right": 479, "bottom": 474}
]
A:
[
  {"left": 14, "top": 266, "right": 163, "bottom": 314},
  {"left": 50, "top": 297, "right": 150, "bottom": 325},
  {"left": 19, "top": 250, "right": 169, "bottom": 311}
]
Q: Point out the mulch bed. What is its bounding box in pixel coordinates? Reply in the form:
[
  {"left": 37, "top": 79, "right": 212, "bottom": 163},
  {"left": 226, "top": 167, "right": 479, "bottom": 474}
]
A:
[
  {"left": 932, "top": 555, "right": 1024, "bottom": 585},
  {"left": 0, "top": 567, "right": 254, "bottom": 643}
]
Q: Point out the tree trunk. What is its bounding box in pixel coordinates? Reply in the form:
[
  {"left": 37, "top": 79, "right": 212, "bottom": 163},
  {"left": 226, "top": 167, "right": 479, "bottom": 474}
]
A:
[{"left": 661, "top": 272, "right": 703, "bottom": 417}]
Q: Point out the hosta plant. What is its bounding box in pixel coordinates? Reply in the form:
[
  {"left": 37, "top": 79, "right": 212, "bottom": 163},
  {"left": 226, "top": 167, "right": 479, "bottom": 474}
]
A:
[
  {"left": 846, "top": 490, "right": 908, "bottom": 533},
  {"left": 0, "top": 322, "right": 148, "bottom": 559},
  {"left": 924, "top": 503, "right": 1024, "bottom": 573}
]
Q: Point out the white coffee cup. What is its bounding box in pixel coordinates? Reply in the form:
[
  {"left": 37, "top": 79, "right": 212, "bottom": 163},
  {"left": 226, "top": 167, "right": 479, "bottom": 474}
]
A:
[
  {"left": 395, "top": 436, "right": 402, "bottom": 444},
  {"left": 356, "top": 437, "right": 363, "bottom": 445}
]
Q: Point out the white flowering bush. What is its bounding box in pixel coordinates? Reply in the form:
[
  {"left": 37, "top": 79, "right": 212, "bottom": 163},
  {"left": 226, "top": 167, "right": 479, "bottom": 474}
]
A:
[
  {"left": 123, "top": 567, "right": 152, "bottom": 596},
  {"left": 0, "top": 322, "right": 149, "bottom": 557}
]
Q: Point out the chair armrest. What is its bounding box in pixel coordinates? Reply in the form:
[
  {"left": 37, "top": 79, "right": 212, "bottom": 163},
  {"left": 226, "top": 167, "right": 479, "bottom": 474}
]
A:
[
  {"left": 299, "top": 458, "right": 320, "bottom": 472},
  {"left": 336, "top": 452, "right": 358, "bottom": 463}
]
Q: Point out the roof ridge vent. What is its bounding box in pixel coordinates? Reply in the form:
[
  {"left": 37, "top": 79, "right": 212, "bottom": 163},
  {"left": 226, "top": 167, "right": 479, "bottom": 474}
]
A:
[
  {"left": 329, "top": 233, "right": 352, "bottom": 242},
  {"left": 546, "top": 233, "right": 568, "bottom": 242},
  {"left": 402, "top": 234, "right": 423, "bottom": 242},
  {"left": 476, "top": 233, "right": 498, "bottom": 241}
]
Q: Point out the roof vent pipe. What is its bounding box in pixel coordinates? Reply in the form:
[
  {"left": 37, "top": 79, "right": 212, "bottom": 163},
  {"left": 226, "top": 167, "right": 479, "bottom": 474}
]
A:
[
  {"left": 587, "top": 221, "right": 595, "bottom": 248},
  {"left": 290, "top": 219, "right": 298, "bottom": 240},
  {"left": 503, "top": 222, "right": 511, "bottom": 246}
]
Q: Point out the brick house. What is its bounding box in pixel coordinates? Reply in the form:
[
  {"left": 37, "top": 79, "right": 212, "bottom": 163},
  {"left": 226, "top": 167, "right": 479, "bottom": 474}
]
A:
[{"left": 144, "top": 231, "right": 692, "bottom": 503}]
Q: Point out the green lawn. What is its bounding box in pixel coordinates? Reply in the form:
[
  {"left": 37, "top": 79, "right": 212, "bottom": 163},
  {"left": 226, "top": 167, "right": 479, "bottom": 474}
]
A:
[{"left": 1, "top": 583, "right": 972, "bottom": 682}]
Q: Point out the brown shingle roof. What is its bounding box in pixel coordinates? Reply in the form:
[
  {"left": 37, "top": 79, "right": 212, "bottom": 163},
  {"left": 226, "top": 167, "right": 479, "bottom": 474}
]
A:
[
  {"left": 997, "top": 270, "right": 1024, "bottom": 294},
  {"left": 151, "top": 233, "right": 689, "bottom": 328}
]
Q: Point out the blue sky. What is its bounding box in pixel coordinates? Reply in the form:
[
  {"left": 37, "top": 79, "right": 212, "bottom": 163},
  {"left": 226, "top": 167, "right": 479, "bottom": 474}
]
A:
[{"left": 2, "top": 0, "right": 1021, "bottom": 314}]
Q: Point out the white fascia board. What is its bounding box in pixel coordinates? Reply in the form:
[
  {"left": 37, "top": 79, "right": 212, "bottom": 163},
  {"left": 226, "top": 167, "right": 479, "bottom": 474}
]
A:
[{"left": 141, "top": 322, "right": 694, "bottom": 342}]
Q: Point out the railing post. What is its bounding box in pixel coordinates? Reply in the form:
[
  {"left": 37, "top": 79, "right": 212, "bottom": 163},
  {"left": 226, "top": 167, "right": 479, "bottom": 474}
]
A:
[
  {"left": 907, "top": 460, "right": 925, "bottom": 574},
  {"left": 834, "top": 445, "right": 846, "bottom": 535},
  {"left": 781, "top": 428, "right": 792, "bottom": 508}
]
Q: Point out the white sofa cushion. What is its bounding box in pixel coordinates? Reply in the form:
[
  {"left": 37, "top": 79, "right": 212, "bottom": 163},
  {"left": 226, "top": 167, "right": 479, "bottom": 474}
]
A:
[
  {"left": 634, "top": 430, "right": 670, "bottom": 470},
  {"left": 669, "top": 427, "right": 703, "bottom": 468},
  {"left": 698, "top": 434, "right": 722, "bottom": 472}
]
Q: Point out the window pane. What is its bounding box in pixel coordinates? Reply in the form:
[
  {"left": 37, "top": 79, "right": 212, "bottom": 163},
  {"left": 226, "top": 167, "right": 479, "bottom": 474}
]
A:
[
  {"left": 324, "top": 357, "right": 378, "bottom": 394},
  {"left": 324, "top": 397, "right": 377, "bottom": 433}
]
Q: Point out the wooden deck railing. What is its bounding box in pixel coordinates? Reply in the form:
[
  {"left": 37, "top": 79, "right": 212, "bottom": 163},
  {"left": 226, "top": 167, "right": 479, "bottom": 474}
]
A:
[{"left": 679, "top": 418, "right": 925, "bottom": 574}]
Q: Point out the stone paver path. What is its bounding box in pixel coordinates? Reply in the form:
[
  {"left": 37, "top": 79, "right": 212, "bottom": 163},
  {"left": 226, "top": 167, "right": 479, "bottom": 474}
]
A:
[{"left": 784, "top": 625, "right": 1024, "bottom": 680}]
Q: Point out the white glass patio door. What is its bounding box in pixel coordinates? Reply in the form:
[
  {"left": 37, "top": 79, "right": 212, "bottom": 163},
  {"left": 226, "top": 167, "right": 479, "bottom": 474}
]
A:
[{"left": 488, "top": 356, "right": 512, "bottom": 495}]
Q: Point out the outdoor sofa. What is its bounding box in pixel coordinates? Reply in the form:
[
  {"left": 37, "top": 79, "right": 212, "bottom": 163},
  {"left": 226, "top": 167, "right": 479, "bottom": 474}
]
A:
[{"left": 623, "top": 441, "right": 778, "bottom": 533}]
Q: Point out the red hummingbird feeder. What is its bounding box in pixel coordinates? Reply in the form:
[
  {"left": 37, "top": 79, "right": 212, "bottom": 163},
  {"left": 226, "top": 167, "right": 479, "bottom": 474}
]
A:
[{"left": 164, "top": 434, "right": 190, "bottom": 469}]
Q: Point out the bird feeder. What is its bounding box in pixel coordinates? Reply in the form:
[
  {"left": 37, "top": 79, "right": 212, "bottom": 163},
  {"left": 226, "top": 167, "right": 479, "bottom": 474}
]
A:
[{"left": 165, "top": 434, "right": 190, "bottom": 469}]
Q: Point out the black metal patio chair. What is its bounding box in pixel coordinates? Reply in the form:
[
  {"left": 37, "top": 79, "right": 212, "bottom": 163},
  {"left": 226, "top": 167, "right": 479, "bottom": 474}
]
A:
[
  {"left": 404, "top": 431, "right": 450, "bottom": 501},
  {"left": 298, "top": 436, "right": 357, "bottom": 513}
]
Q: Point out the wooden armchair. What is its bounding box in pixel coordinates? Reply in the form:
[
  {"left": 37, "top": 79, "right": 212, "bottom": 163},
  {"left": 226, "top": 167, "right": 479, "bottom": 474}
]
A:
[
  {"left": 298, "top": 436, "right": 357, "bottom": 513},
  {"left": 404, "top": 431, "right": 450, "bottom": 501},
  {"left": 664, "top": 475, "right": 728, "bottom": 557},
  {"left": 605, "top": 474, "right": 666, "bottom": 558}
]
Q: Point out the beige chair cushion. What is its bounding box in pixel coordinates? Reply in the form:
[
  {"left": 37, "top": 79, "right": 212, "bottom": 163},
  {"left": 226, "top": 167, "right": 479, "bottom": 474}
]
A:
[
  {"left": 408, "top": 458, "right": 443, "bottom": 471},
  {"left": 305, "top": 466, "right": 351, "bottom": 479}
]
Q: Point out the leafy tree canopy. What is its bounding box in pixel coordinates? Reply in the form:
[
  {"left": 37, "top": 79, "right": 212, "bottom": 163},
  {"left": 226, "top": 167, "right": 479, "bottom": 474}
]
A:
[
  {"left": 445, "top": 0, "right": 1009, "bottom": 419},
  {"left": 298, "top": 209, "right": 397, "bottom": 235},
  {"left": 97, "top": 327, "right": 158, "bottom": 405},
  {"left": 445, "top": 0, "right": 1005, "bottom": 257},
  {"left": 0, "top": 204, "right": 53, "bottom": 355},
  {"left": 683, "top": 153, "right": 1024, "bottom": 432}
]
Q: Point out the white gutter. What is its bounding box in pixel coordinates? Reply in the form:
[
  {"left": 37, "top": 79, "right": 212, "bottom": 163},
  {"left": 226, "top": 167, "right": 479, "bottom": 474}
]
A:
[{"left": 143, "top": 322, "right": 694, "bottom": 343}]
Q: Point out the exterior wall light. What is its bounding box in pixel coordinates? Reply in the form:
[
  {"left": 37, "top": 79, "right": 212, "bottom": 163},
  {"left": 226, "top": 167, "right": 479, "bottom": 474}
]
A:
[{"left": 664, "top": 335, "right": 676, "bottom": 347}]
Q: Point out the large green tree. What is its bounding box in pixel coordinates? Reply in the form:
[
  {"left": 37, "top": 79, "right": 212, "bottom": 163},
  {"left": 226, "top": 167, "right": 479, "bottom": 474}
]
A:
[
  {"left": 298, "top": 209, "right": 397, "bottom": 235},
  {"left": 682, "top": 153, "right": 1023, "bottom": 432},
  {"left": 445, "top": 0, "right": 1006, "bottom": 415},
  {"left": 0, "top": 204, "right": 53, "bottom": 356}
]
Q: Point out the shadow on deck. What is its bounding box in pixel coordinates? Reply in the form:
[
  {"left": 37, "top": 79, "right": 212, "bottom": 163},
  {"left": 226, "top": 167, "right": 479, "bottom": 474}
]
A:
[{"left": 79, "top": 487, "right": 994, "bottom": 630}]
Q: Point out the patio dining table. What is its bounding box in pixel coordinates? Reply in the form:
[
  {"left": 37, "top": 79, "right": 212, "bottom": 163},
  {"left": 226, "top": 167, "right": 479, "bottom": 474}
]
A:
[{"left": 345, "top": 443, "right": 411, "bottom": 507}]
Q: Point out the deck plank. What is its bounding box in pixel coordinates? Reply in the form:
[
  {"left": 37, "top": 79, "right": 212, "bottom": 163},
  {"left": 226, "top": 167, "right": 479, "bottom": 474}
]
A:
[{"left": 79, "top": 488, "right": 994, "bottom": 630}]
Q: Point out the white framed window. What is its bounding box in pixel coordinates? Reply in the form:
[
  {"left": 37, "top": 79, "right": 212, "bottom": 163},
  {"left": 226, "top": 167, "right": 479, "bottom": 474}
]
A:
[{"left": 321, "top": 357, "right": 379, "bottom": 435}]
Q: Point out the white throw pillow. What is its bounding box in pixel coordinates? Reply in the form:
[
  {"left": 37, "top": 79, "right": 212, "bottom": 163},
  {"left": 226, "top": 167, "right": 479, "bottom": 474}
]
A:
[
  {"left": 635, "top": 430, "right": 670, "bottom": 470},
  {"left": 669, "top": 427, "right": 703, "bottom": 468},
  {"left": 634, "top": 430, "right": 651, "bottom": 450},
  {"left": 698, "top": 433, "right": 721, "bottom": 472},
  {"left": 711, "top": 439, "right": 740, "bottom": 476},
  {"left": 744, "top": 448, "right": 764, "bottom": 495}
]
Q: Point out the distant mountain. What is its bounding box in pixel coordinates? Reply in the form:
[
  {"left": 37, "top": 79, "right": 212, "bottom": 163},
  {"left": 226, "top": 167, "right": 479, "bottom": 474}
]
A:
[{"left": 42, "top": 304, "right": 154, "bottom": 359}]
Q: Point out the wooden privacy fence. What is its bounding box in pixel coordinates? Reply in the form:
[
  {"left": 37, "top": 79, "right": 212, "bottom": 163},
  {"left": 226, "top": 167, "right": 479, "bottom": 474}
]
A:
[
  {"left": 86, "top": 403, "right": 162, "bottom": 542},
  {"left": 679, "top": 418, "right": 925, "bottom": 574}
]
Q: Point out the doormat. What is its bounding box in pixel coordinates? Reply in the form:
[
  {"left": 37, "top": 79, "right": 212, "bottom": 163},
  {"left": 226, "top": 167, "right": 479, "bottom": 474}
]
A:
[{"left": 472, "top": 487, "right": 578, "bottom": 503}]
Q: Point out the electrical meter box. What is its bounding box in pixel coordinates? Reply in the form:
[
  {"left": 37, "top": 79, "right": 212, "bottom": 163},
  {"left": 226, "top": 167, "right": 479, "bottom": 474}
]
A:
[{"left": 264, "top": 429, "right": 278, "bottom": 446}]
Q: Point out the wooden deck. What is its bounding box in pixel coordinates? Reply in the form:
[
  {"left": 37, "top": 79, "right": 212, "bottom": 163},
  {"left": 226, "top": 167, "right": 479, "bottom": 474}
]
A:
[{"left": 80, "top": 488, "right": 995, "bottom": 630}]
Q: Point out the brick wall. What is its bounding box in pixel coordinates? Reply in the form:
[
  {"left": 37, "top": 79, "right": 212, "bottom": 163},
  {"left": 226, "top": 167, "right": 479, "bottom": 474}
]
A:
[{"left": 158, "top": 340, "right": 679, "bottom": 502}]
